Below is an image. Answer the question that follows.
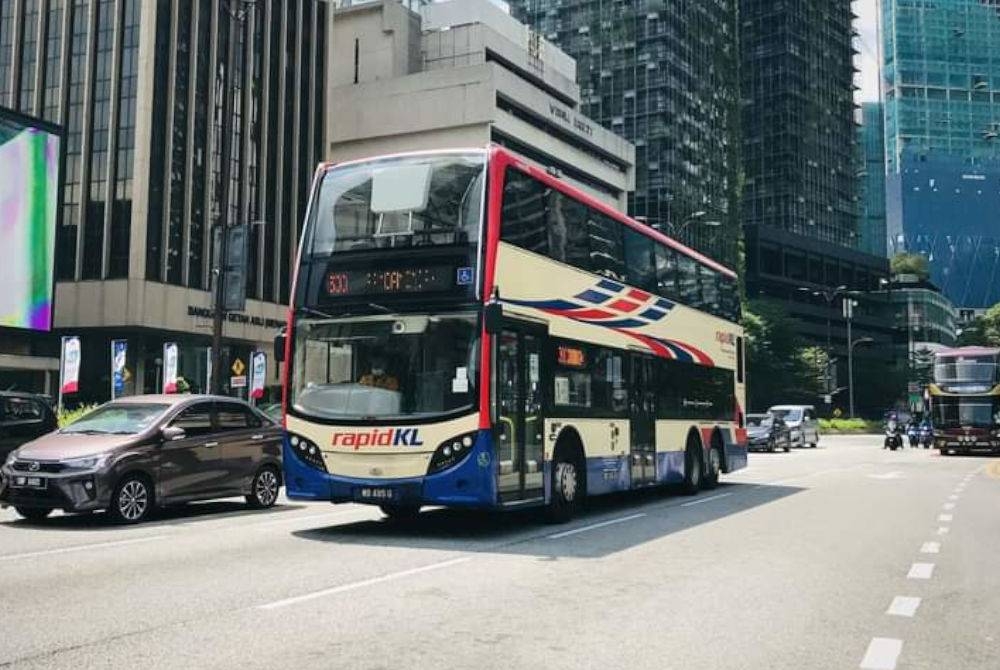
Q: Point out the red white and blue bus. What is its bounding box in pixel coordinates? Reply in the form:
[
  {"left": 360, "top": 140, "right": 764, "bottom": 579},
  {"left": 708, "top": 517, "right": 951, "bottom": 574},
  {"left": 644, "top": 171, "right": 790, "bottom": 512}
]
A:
[{"left": 279, "top": 146, "right": 747, "bottom": 521}]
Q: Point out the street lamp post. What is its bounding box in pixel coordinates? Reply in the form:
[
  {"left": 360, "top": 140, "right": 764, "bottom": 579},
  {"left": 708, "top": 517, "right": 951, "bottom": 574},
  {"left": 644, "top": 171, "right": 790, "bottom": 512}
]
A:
[{"left": 797, "top": 284, "right": 848, "bottom": 398}]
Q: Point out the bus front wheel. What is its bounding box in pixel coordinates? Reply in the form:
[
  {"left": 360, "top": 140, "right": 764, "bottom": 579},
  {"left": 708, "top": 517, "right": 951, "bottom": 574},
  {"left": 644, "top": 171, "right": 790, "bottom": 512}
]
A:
[{"left": 546, "top": 456, "right": 582, "bottom": 524}]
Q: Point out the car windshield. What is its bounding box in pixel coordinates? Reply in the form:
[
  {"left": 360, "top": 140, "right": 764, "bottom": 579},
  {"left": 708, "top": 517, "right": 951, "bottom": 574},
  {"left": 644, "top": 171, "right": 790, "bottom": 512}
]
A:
[
  {"left": 61, "top": 403, "right": 170, "bottom": 434},
  {"left": 747, "top": 415, "right": 773, "bottom": 427},
  {"left": 306, "top": 153, "right": 486, "bottom": 256},
  {"left": 771, "top": 408, "right": 802, "bottom": 422},
  {"left": 291, "top": 314, "right": 478, "bottom": 421}
]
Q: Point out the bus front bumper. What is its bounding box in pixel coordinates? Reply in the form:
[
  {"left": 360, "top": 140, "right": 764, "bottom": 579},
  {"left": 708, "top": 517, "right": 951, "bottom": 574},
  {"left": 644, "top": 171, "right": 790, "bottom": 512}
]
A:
[{"left": 282, "top": 431, "right": 499, "bottom": 509}]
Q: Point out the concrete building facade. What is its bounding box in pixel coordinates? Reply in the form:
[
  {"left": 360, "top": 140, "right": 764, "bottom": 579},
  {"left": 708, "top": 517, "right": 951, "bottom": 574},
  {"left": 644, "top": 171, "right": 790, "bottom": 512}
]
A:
[
  {"left": 326, "top": 0, "right": 635, "bottom": 212},
  {"left": 0, "top": 0, "right": 326, "bottom": 401}
]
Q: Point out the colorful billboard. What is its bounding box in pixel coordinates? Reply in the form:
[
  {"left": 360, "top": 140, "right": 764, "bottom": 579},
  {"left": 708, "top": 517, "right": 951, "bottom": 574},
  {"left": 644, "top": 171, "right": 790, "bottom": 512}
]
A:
[{"left": 0, "top": 108, "right": 61, "bottom": 331}]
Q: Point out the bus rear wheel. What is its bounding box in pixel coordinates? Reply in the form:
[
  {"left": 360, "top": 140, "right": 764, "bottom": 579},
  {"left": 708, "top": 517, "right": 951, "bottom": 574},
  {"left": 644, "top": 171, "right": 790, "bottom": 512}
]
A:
[
  {"left": 703, "top": 440, "right": 723, "bottom": 490},
  {"left": 681, "top": 436, "right": 703, "bottom": 496}
]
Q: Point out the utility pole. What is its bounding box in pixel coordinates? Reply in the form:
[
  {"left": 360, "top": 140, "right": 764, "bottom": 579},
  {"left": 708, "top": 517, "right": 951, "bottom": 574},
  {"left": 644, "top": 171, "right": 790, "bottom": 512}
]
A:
[{"left": 211, "top": 1, "right": 254, "bottom": 395}]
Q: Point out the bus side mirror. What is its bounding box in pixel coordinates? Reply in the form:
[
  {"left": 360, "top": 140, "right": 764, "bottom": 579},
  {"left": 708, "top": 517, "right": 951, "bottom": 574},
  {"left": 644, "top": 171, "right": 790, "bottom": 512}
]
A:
[
  {"left": 484, "top": 302, "right": 503, "bottom": 335},
  {"left": 274, "top": 330, "right": 286, "bottom": 364}
]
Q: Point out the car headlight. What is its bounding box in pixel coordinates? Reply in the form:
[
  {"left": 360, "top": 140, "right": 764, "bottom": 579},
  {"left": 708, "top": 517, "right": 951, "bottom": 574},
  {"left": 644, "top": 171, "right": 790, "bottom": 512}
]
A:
[{"left": 62, "top": 453, "right": 113, "bottom": 472}]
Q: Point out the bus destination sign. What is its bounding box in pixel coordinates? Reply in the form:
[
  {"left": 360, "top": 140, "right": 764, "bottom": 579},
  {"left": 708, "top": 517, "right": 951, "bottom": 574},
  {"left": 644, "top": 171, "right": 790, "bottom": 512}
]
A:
[{"left": 325, "top": 266, "right": 463, "bottom": 297}]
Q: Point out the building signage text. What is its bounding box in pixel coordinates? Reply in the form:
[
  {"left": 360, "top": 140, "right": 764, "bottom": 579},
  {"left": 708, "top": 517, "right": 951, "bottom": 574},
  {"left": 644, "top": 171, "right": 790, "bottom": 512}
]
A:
[{"left": 187, "top": 305, "right": 284, "bottom": 330}]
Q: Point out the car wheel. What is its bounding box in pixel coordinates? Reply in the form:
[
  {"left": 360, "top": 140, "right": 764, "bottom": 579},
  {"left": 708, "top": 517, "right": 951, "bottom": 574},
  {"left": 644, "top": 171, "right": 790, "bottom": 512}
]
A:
[
  {"left": 768, "top": 438, "right": 776, "bottom": 453},
  {"left": 246, "top": 466, "right": 280, "bottom": 509},
  {"left": 681, "top": 436, "right": 703, "bottom": 496},
  {"left": 15, "top": 506, "right": 52, "bottom": 522},
  {"left": 783, "top": 443, "right": 791, "bottom": 453},
  {"left": 379, "top": 504, "right": 421, "bottom": 522},
  {"left": 546, "top": 455, "right": 582, "bottom": 523},
  {"left": 108, "top": 474, "right": 153, "bottom": 524}
]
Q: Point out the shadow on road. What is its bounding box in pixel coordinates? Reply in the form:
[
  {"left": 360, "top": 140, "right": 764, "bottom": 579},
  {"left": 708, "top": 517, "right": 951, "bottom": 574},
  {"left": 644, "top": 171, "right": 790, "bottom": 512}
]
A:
[
  {"left": 1, "top": 501, "right": 308, "bottom": 532},
  {"left": 291, "top": 482, "right": 803, "bottom": 559}
]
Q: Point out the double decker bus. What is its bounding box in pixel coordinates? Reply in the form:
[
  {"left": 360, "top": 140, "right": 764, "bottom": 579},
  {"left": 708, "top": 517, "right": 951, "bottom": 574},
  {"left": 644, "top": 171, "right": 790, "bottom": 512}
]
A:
[
  {"left": 929, "top": 347, "right": 1000, "bottom": 455},
  {"left": 279, "top": 146, "right": 747, "bottom": 521}
]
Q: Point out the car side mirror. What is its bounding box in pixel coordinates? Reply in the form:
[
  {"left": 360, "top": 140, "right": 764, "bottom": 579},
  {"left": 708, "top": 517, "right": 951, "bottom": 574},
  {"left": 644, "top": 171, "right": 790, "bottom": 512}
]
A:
[
  {"left": 161, "top": 426, "right": 185, "bottom": 441},
  {"left": 484, "top": 302, "right": 503, "bottom": 335},
  {"left": 274, "top": 330, "right": 287, "bottom": 364}
]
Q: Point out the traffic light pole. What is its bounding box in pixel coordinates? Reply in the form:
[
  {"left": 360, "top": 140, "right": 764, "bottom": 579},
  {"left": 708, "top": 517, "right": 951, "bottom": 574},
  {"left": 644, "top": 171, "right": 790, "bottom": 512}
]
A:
[{"left": 211, "top": 6, "right": 240, "bottom": 396}]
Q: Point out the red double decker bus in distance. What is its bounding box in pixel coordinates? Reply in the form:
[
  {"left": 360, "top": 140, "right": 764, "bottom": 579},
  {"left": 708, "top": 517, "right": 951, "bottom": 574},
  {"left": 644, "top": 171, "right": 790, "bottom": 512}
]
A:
[
  {"left": 278, "top": 146, "right": 747, "bottom": 522},
  {"left": 929, "top": 346, "right": 1000, "bottom": 455}
]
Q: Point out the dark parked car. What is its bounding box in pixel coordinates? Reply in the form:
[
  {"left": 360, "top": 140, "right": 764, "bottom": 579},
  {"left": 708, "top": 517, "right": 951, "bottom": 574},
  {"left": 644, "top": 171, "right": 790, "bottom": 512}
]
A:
[
  {"left": 0, "top": 395, "right": 282, "bottom": 524},
  {"left": 746, "top": 413, "right": 792, "bottom": 453},
  {"left": 0, "top": 392, "right": 58, "bottom": 464}
]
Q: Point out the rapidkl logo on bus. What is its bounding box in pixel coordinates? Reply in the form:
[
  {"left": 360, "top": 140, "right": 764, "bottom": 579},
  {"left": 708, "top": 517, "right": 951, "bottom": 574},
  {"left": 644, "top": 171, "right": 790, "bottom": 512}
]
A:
[{"left": 331, "top": 429, "right": 424, "bottom": 450}]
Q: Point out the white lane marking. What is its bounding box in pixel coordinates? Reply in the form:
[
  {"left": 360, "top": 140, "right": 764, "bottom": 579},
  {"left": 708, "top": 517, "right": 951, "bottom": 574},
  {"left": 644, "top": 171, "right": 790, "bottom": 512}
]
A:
[
  {"left": 938, "top": 514, "right": 953, "bottom": 522},
  {"left": 943, "top": 502, "right": 956, "bottom": 510},
  {"left": 679, "top": 493, "right": 733, "bottom": 507},
  {"left": 867, "top": 471, "right": 903, "bottom": 480},
  {"left": 258, "top": 556, "right": 473, "bottom": 610},
  {"left": 547, "top": 513, "right": 647, "bottom": 539},
  {"left": 241, "top": 509, "right": 377, "bottom": 529},
  {"left": 886, "top": 596, "right": 922, "bottom": 618},
  {"left": 908, "top": 563, "right": 935, "bottom": 579},
  {"left": 920, "top": 541, "right": 941, "bottom": 554},
  {"left": 948, "top": 494, "right": 960, "bottom": 500},
  {"left": 860, "top": 638, "right": 903, "bottom": 670},
  {"left": 937, "top": 526, "right": 950, "bottom": 535},
  {"left": 0, "top": 535, "right": 168, "bottom": 562}
]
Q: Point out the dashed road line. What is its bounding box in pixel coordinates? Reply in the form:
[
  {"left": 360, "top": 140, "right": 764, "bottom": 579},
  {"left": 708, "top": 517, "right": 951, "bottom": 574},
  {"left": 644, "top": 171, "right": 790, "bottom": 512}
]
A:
[
  {"left": 938, "top": 513, "right": 953, "bottom": 522},
  {"left": 860, "top": 637, "right": 903, "bottom": 670},
  {"left": 0, "top": 535, "right": 168, "bottom": 562},
  {"left": 943, "top": 502, "right": 956, "bottom": 510},
  {"left": 679, "top": 493, "right": 733, "bottom": 507},
  {"left": 937, "top": 526, "right": 950, "bottom": 535},
  {"left": 886, "top": 596, "right": 921, "bottom": 618},
  {"left": 547, "top": 513, "right": 647, "bottom": 539},
  {"left": 920, "top": 541, "right": 940, "bottom": 554},
  {"left": 948, "top": 494, "right": 959, "bottom": 501},
  {"left": 907, "top": 563, "right": 935, "bottom": 579}
]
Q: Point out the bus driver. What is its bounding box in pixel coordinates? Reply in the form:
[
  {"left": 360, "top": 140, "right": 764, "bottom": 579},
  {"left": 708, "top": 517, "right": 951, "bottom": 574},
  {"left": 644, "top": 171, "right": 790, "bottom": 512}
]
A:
[{"left": 359, "top": 354, "right": 400, "bottom": 392}]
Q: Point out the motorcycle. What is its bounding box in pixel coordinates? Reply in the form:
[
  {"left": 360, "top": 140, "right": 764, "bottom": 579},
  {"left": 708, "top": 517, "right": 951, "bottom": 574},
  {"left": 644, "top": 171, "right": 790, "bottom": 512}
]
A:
[
  {"left": 919, "top": 424, "right": 934, "bottom": 449},
  {"left": 884, "top": 419, "right": 903, "bottom": 451},
  {"left": 907, "top": 423, "right": 919, "bottom": 448}
]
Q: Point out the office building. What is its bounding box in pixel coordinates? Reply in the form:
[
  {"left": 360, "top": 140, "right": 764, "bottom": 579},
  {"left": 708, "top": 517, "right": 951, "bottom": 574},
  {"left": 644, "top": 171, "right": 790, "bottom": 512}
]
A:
[
  {"left": 327, "top": 0, "right": 635, "bottom": 210},
  {"left": 0, "top": 0, "right": 326, "bottom": 400},
  {"left": 506, "top": 0, "right": 741, "bottom": 267},
  {"left": 860, "top": 102, "right": 888, "bottom": 257},
  {"left": 882, "top": 0, "right": 1000, "bottom": 308}
]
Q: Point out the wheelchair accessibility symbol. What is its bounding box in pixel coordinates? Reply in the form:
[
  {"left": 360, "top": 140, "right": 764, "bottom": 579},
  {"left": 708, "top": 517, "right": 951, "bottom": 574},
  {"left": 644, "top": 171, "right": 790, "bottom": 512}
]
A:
[{"left": 456, "top": 267, "right": 474, "bottom": 286}]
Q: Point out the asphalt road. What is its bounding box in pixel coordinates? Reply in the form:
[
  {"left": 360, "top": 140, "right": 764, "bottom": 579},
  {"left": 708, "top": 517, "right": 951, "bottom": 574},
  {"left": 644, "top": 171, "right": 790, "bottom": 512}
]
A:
[{"left": 1, "top": 435, "right": 998, "bottom": 670}]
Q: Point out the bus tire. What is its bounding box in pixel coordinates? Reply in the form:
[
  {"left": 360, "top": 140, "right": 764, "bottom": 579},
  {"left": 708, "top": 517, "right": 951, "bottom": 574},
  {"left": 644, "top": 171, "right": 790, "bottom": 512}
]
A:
[
  {"left": 380, "top": 504, "right": 421, "bottom": 522},
  {"left": 546, "top": 450, "right": 583, "bottom": 524},
  {"left": 703, "top": 437, "right": 723, "bottom": 490},
  {"left": 681, "top": 434, "right": 704, "bottom": 496}
]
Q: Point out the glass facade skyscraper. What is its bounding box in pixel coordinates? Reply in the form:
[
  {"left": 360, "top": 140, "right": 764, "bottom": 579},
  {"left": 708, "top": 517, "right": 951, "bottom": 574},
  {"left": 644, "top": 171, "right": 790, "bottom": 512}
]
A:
[
  {"left": 882, "top": 0, "right": 1000, "bottom": 308},
  {"left": 861, "top": 102, "right": 887, "bottom": 257},
  {"left": 507, "top": 0, "right": 741, "bottom": 268}
]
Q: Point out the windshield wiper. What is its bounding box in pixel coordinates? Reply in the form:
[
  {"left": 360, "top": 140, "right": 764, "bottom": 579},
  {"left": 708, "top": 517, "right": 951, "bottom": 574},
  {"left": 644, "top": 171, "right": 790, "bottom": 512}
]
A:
[
  {"left": 62, "top": 429, "right": 107, "bottom": 435},
  {"left": 296, "top": 306, "right": 336, "bottom": 320},
  {"left": 368, "top": 302, "right": 391, "bottom": 314}
]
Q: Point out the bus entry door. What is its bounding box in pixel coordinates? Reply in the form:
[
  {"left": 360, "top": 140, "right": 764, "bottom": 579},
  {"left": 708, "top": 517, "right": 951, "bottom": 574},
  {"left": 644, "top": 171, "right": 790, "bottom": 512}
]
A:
[
  {"left": 496, "top": 327, "right": 544, "bottom": 503},
  {"left": 630, "top": 355, "right": 657, "bottom": 487}
]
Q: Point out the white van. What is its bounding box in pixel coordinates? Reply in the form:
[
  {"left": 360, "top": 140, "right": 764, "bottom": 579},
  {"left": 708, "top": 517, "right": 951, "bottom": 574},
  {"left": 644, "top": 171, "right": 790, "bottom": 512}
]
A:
[{"left": 767, "top": 405, "right": 820, "bottom": 448}]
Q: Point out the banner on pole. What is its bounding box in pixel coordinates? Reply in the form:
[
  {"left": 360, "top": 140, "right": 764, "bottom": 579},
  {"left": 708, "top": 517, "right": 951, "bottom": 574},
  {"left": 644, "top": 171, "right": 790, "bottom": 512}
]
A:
[
  {"left": 205, "top": 347, "right": 212, "bottom": 394},
  {"left": 163, "top": 342, "right": 179, "bottom": 394},
  {"left": 61, "top": 336, "right": 81, "bottom": 395},
  {"left": 111, "top": 340, "right": 127, "bottom": 399},
  {"left": 250, "top": 351, "right": 266, "bottom": 400}
]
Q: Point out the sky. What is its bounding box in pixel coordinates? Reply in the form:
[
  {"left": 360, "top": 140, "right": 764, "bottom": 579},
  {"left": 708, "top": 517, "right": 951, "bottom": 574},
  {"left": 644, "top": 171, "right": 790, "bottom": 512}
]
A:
[{"left": 856, "top": 0, "right": 880, "bottom": 102}]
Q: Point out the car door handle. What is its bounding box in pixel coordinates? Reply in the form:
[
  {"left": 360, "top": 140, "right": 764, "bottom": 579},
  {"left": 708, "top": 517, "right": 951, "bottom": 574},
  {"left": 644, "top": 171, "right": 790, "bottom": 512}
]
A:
[{"left": 204, "top": 441, "right": 219, "bottom": 448}]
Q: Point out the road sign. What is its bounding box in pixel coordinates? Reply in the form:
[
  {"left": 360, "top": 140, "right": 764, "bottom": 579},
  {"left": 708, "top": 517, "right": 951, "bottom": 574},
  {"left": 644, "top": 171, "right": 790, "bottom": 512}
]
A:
[
  {"left": 230, "top": 375, "right": 247, "bottom": 388},
  {"left": 231, "top": 358, "right": 245, "bottom": 376}
]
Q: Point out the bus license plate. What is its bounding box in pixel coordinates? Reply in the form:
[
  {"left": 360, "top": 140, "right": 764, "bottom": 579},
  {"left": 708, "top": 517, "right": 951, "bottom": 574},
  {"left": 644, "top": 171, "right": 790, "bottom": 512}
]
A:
[
  {"left": 357, "top": 487, "right": 395, "bottom": 502},
  {"left": 12, "top": 476, "right": 46, "bottom": 490}
]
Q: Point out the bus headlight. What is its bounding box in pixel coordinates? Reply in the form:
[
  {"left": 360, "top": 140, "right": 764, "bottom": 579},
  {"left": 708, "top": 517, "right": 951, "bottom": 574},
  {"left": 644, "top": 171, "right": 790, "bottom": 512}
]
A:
[
  {"left": 288, "top": 434, "right": 327, "bottom": 472},
  {"left": 428, "top": 432, "right": 478, "bottom": 475}
]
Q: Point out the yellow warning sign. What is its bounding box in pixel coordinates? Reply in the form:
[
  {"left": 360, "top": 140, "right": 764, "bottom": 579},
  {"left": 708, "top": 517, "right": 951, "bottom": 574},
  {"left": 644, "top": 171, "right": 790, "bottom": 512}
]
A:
[{"left": 231, "top": 358, "right": 246, "bottom": 376}]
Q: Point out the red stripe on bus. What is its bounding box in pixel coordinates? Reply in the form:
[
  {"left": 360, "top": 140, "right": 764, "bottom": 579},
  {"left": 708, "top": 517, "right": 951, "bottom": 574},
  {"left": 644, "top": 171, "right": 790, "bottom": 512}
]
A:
[
  {"left": 479, "top": 148, "right": 509, "bottom": 428},
  {"left": 607, "top": 299, "right": 642, "bottom": 313},
  {"left": 628, "top": 288, "right": 652, "bottom": 302},
  {"left": 561, "top": 308, "right": 617, "bottom": 320}
]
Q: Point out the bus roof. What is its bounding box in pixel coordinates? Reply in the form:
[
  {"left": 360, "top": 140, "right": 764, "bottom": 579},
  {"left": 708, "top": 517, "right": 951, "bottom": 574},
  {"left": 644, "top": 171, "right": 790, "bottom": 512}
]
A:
[{"left": 317, "top": 145, "right": 737, "bottom": 280}]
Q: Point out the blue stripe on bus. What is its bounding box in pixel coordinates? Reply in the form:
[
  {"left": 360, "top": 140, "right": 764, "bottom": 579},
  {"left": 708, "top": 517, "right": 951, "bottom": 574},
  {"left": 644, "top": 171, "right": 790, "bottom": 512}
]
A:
[
  {"left": 594, "top": 318, "right": 647, "bottom": 329},
  {"left": 597, "top": 279, "right": 624, "bottom": 292},
  {"left": 639, "top": 307, "right": 667, "bottom": 321},
  {"left": 655, "top": 298, "right": 674, "bottom": 310},
  {"left": 575, "top": 289, "right": 611, "bottom": 304},
  {"left": 507, "top": 298, "right": 580, "bottom": 311},
  {"left": 585, "top": 455, "right": 629, "bottom": 496},
  {"left": 656, "top": 451, "right": 686, "bottom": 484}
]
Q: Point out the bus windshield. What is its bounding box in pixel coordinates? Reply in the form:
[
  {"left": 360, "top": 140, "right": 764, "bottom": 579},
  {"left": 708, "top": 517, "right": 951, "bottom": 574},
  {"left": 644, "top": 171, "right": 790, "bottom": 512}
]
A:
[
  {"left": 934, "top": 356, "right": 997, "bottom": 386},
  {"left": 933, "top": 397, "right": 1000, "bottom": 428},
  {"left": 306, "top": 152, "right": 486, "bottom": 257},
  {"left": 291, "top": 314, "right": 479, "bottom": 421}
]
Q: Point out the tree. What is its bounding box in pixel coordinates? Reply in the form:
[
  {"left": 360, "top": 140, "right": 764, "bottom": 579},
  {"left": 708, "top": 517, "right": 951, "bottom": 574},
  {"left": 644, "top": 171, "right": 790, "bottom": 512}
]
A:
[
  {"left": 890, "top": 252, "right": 930, "bottom": 281},
  {"left": 743, "top": 299, "right": 822, "bottom": 409},
  {"left": 956, "top": 305, "right": 1000, "bottom": 347}
]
